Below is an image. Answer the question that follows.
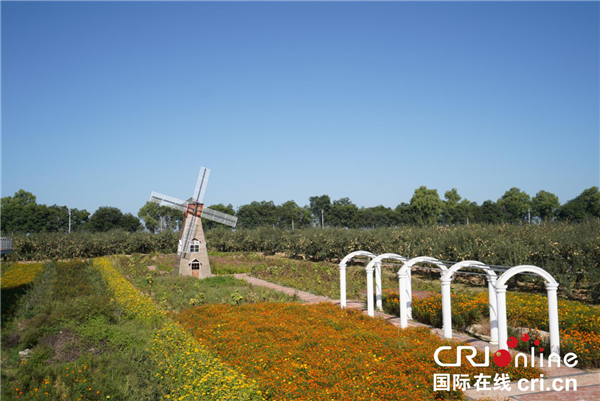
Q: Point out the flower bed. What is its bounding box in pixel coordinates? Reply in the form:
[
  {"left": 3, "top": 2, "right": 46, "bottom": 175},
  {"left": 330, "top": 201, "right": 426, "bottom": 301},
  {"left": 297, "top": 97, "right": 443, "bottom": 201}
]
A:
[
  {"left": 177, "top": 302, "right": 538, "bottom": 400},
  {"left": 382, "top": 289, "right": 600, "bottom": 368},
  {"left": 93, "top": 257, "right": 259, "bottom": 400},
  {"left": 1, "top": 262, "right": 45, "bottom": 289}
]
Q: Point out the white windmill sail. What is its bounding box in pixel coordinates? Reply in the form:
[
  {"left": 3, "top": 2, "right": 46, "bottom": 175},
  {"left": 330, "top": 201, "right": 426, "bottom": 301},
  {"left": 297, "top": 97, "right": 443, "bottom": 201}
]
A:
[
  {"left": 193, "top": 167, "right": 211, "bottom": 204},
  {"left": 149, "top": 192, "right": 187, "bottom": 212},
  {"left": 202, "top": 207, "right": 238, "bottom": 227},
  {"left": 179, "top": 215, "right": 197, "bottom": 257}
]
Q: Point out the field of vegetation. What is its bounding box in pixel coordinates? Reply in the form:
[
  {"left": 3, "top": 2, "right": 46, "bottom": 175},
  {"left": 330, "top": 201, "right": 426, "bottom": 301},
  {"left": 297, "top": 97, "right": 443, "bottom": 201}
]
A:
[
  {"left": 207, "top": 252, "right": 600, "bottom": 370},
  {"left": 2, "top": 254, "right": 556, "bottom": 400},
  {"left": 1, "top": 259, "right": 262, "bottom": 400},
  {"left": 8, "top": 221, "right": 599, "bottom": 302},
  {"left": 178, "top": 303, "right": 538, "bottom": 400}
]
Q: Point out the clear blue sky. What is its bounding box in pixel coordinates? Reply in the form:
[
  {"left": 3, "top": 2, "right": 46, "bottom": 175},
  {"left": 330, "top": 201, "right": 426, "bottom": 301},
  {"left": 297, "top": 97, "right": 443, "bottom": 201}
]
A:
[{"left": 2, "top": 1, "right": 598, "bottom": 215}]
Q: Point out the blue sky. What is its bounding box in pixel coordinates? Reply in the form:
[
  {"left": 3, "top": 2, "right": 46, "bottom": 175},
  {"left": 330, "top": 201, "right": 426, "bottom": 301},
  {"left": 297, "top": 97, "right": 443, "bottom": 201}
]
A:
[{"left": 2, "top": 1, "right": 598, "bottom": 214}]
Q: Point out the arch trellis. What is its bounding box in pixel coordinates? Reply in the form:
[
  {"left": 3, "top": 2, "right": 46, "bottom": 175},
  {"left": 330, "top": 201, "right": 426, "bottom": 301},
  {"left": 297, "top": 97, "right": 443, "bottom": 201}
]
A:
[
  {"left": 495, "top": 265, "right": 560, "bottom": 355},
  {"left": 338, "top": 251, "right": 561, "bottom": 355},
  {"left": 339, "top": 251, "right": 376, "bottom": 309},
  {"left": 440, "top": 261, "right": 499, "bottom": 345},
  {"left": 397, "top": 256, "right": 448, "bottom": 328},
  {"left": 364, "top": 253, "right": 407, "bottom": 317}
]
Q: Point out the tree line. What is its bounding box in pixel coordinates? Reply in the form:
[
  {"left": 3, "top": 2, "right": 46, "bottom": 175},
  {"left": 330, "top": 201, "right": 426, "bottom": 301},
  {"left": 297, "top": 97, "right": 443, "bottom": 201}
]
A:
[{"left": 1, "top": 186, "right": 599, "bottom": 234}]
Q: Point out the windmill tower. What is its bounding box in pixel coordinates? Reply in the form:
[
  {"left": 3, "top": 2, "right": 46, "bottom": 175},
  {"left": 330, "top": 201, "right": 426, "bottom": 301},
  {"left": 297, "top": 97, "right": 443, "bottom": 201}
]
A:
[{"left": 149, "top": 167, "right": 237, "bottom": 278}]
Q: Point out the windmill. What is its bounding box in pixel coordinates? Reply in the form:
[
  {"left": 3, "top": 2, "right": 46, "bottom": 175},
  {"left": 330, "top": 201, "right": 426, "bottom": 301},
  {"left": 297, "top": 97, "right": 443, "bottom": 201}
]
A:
[{"left": 149, "top": 167, "right": 237, "bottom": 278}]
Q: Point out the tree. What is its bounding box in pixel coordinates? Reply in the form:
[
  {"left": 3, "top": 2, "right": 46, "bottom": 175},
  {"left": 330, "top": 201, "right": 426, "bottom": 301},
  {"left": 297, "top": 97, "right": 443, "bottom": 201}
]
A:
[
  {"left": 557, "top": 187, "right": 600, "bottom": 222},
  {"left": 329, "top": 197, "right": 360, "bottom": 228},
  {"left": 120, "top": 213, "right": 142, "bottom": 232},
  {"left": 276, "top": 201, "right": 312, "bottom": 229},
  {"left": 498, "top": 187, "right": 531, "bottom": 223},
  {"left": 70, "top": 208, "right": 90, "bottom": 231},
  {"left": 532, "top": 191, "right": 560, "bottom": 222},
  {"left": 138, "top": 202, "right": 183, "bottom": 233},
  {"left": 395, "top": 203, "right": 412, "bottom": 225},
  {"left": 1, "top": 190, "right": 40, "bottom": 233},
  {"left": 409, "top": 186, "right": 443, "bottom": 226},
  {"left": 442, "top": 188, "right": 462, "bottom": 224},
  {"left": 88, "top": 207, "right": 124, "bottom": 232},
  {"left": 361, "top": 205, "right": 396, "bottom": 228},
  {"left": 47, "top": 205, "right": 69, "bottom": 232},
  {"left": 308, "top": 195, "right": 331, "bottom": 227},
  {"left": 236, "top": 201, "right": 278, "bottom": 228},
  {"left": 138, "top": 202, "right": 161, "bottom": 233}
]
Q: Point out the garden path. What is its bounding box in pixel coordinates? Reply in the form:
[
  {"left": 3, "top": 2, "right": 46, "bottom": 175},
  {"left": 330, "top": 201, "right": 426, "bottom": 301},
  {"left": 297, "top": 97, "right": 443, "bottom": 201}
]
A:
[{"left": 234, "top": 273, "right": 599, "bottom": 401}]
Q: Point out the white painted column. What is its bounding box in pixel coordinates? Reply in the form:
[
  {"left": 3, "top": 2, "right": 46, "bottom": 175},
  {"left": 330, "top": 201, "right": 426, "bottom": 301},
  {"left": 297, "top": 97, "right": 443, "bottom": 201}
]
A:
[
  {"left": 487, "top": 275, "right": 499, "bottom": 345},
  {"left": 398, "top": 270, "right": 409, "bottom": 328},
  {"left": 442, "top": 279, "right": 453, "bottom": 339},
  {"left": 407, "top": 268, "right": 413, "bottom": 319},
  {"left": 339, "top": 263, "right": 347, "bottom": 309},
  {"left": 546, "top": 283, "right": 561, "bottom": 355},
  {"left": 496, "top": 284, "right": 508, "bottom": 350},
  {"left": 366, "top": 265, "right": 375, "bottom": 317},
  {"left": 375, "top": 261, "right": 383, "bottom": 311}
]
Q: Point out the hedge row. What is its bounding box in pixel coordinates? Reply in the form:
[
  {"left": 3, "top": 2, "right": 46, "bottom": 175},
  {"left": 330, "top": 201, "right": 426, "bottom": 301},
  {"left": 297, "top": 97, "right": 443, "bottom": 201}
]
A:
[{"left": 8, "top": 221, "right": 600, "bottom": 301}]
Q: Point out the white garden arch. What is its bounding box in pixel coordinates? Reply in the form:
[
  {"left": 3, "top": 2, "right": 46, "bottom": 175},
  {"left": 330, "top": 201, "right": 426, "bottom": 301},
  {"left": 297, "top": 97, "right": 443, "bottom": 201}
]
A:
[
  {"left": 364, "top": 253, "right": 407, "bottom": 317},
  {"left": 440, "top": 261, "right": 499, "bottom": 345},
  {"left": 495, "top": 265, "right": 560, "bottom": 355},
  {"left": 339, "top": 251, "right": 376, "bottom": 309},
  {"left": 397, "top": 257, "right": 448, "bottom": 328}
]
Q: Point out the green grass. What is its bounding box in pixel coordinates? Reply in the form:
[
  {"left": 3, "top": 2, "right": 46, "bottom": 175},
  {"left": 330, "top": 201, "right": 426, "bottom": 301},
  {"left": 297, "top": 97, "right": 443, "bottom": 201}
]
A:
[
  {"left": 1, "top": 260, "right": 165, "bottom": 400},
  {"left": 112, "top": 254, "right": 296, "bottom": 312}
]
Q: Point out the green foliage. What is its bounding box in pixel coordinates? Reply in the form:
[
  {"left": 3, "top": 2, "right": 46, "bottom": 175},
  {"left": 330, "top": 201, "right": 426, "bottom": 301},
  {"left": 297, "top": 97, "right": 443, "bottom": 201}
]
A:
[
  {"left": 498, "top": 187, "right": 531, "bottom": 223},
  {"left": 236, "top": 200, "right": 278, "bottom": 228},
  {"left": 88, "top": 206, "right": 142, "bottom": 232},
  {"left": 206, "top": 222, "right": 600, "bottom": 302},
  {"left": 1, "top": 190, "right": 89, "bottom": 234},
  {"left": 138, "top": 201, "right": 183, "bottom": 233},
  {"left": 409, "top": 186, "right": 444, "bottom": 226},
  {"left": 10, "top": 229, "right": 178, "bottom": 260},
  {"left": 309, "top": 195, "right": 331, "bottom": 226},
  {"left": 557, "top": 186, "right": 600, "bottom": 222},
  {"left": 1, "top": 260, "right": 165, "bottom": 400},
  {"left": 532, "top": 190, "right": 560, "bottom": 221},
  {"left": 111, "top": 256, "right": 295, "bottom": 312}
]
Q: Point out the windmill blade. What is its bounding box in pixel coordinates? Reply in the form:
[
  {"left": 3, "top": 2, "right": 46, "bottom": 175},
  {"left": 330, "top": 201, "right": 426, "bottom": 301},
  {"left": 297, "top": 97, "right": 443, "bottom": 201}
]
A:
[
  {"left": 202, "top": 207, "right": 238, "bottom": 227},
  {"left": 179, "top": 215, "right": 197, "bottom": 256},
  {"left": 193, "top": 167, "right": 211, "bottom": 204},
  {"left": 150, "top": 192, "right": 187, "bottom": 212}
]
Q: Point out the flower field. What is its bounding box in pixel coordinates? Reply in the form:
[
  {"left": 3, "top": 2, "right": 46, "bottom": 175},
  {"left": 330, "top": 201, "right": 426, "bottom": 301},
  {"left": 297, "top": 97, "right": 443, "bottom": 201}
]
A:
[
  {"left": 1, "top": 262, "right": 45, "bottom": 289},
  {"left": 177, "top": 302, "right": 538, "bottom": 400},
  {"left": 382, "top": 290, "right": 600, "bottom": 368},
  {"left": 93, "top": 257, "right": 260, "bottom": 399},
  {"left": 1, "top": 262, "right": 46, "bottom": 321}
]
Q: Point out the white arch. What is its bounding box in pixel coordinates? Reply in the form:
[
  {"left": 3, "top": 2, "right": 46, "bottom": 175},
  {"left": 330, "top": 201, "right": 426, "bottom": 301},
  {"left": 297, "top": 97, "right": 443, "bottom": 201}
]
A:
[
  {"left": 440, "top": 261, "right": 499, "bottom": 344},
  {"left": 364, "top": 253, "right": 407, "bottom": 316},
  {"left": 495, "top": 265, "right": 560, "bottom": 355},
  {"left": 397, "top": 256, "right": 448, "bottom": 328},
  {"left": 339, "top": 251, "right": 376, "bottom": 309}
]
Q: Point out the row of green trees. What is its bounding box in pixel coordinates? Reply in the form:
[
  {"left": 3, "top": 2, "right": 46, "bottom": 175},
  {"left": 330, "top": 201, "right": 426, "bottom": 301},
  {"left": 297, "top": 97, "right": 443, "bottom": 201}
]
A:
[
  {"left": 210, "top": 186, "right": 599, "bottom": 229},
  {"left": 1, "top": 190, "right": 142, "bottom": 234},
  {"left": 2, "top": 186, "right": 599, "bottom": 234}
]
